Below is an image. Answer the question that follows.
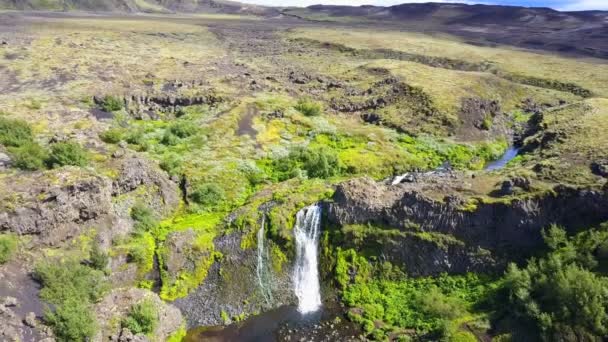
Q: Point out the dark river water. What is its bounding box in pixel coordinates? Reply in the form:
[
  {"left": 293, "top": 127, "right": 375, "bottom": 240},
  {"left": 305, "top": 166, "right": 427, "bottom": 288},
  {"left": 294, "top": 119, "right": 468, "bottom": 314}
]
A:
[{"left": 185, "top": 304, "right": 361, "bottom": 342}]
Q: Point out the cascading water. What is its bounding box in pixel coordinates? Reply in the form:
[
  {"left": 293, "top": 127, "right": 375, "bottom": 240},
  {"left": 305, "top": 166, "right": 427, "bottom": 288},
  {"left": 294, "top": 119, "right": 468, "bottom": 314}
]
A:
[
  {"left": 256, "top": 216, "right": 273, "bottom": 305},
  {"left": 292, "top": 204, "right": 322, "bottom": 314}
]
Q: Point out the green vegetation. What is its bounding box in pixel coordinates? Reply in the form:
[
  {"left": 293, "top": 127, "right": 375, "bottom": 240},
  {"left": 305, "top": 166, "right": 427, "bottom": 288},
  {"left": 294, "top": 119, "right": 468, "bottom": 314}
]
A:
[
  {"left": 99, "top": 127, "right": 124, "bottom": 143},
  {"left": 504, "top": 225, "right": 608, "bottom": 340},
  {"left": 9, "top": 142, "right": 48, "bottom": 170},
  {"left": 35, "top": 259, "right": 108, "bottom": 342},
  {"left": 44, "top": 298, "right": 98, "bottom": 342},
  {"left": 47, "top": 141, "right": 89, "bottom": 168},
  {"left": 121, "top": 299, "right": 158, "bottom": 335},
  {"left": 0, "top": 116, "right": 34, "bottom": 147},
  {"left": 99, "top": 95, "right": 124, "bottom": 112},
  {"left": 268, "top": 146, "right": 341, "bottom": 181},
  {"left": 0, "top": 233, "right": 18, "bottom": 264},
  {"left": 189, "top": 183, "right": 225, "bottom": 208},
  {"left": 332, "top": 224, "right": 608, "bottom": 341},
  {"left": 334, "top": 247, "right": 496, "bottom": 340},
  {"left": 131, "top": 203, "right": 158, "bottom": 233},
  {"left": 89, "top": 243, "right": 109, "bottom": 271},
  {"left": 294, "top": 98, "right": 323, "bottom": 116}
]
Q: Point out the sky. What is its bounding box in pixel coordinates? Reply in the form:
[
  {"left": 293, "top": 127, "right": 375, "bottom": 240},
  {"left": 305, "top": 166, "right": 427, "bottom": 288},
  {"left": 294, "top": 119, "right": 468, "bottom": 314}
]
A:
[{"left": 240, "top": 0, "right": 608, "bottom": 11}]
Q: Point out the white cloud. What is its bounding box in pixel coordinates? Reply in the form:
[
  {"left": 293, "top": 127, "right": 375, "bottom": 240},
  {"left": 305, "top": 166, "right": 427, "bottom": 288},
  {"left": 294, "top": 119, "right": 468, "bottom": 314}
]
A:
[{"left": 559, "top": 0, "right": 608, "bottom": 10}]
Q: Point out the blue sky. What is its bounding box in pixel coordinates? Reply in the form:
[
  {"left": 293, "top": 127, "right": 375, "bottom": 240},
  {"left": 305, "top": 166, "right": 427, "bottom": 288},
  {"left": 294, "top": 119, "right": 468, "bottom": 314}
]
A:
[{"left": 240, "top": 0, "right": 607, "bottom": 11}]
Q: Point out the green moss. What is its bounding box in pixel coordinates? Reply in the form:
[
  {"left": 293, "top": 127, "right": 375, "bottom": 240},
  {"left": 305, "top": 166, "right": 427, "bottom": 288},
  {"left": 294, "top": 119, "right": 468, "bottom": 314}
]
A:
[
  {"left": 270, "top": 243, "right": 288, "bottom": 273},
  {"left": 220, "top": 310, "right": 230, "bottom": 325},
  {"left": 167, "top": 324, "right": 187, "bottom": 342},
  {"left": 0, "top": 233, "right": 18, "bottom": 264},
  {"left": 121, "top": 299, "right": 158, "bottom": 336},
  {"left": 159, "top": 231, "right": 223, "bottom": 302}
]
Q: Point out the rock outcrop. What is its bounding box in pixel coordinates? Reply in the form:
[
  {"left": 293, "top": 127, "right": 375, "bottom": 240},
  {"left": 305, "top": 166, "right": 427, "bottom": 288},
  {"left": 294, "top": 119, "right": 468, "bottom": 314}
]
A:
[
  {"left": 326, "top": 177, "right": 608, "bottom": 275},
  {"left": 111, "top": 155, "right": 180, "bottom": 216},
  {"left": 94, "top": 288, "right": 183, "bottom": 342},
  {"left": 0, "top": 168, "right": 113, "bottom": 245},
  {"left": 173, "top": 229, "right": 296, "bottom": 328}
]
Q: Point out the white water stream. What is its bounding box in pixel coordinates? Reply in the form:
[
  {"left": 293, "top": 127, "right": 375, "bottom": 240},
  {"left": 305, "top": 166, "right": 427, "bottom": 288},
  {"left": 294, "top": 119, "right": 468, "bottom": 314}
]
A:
[{"left": 292, "top": 204, "right": 322, "bottom": 314}]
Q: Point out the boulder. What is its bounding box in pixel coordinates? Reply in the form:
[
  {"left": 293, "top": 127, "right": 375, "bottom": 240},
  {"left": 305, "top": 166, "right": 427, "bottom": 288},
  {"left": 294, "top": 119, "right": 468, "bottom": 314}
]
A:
[
  {"left": 112, "top": 155, "right": 180, "bottom": 216},
  {"left": 0, "top": 168, "right": 113, "bottom": 244},
  {"left": 0, "top": 152, "right": 11, "bottom": 169},
  {"left": 94, "top": 288, "right": 182, "bottom": 342},
  {"left": 591, "top": 160, "right": 608, "bottom": 178}
]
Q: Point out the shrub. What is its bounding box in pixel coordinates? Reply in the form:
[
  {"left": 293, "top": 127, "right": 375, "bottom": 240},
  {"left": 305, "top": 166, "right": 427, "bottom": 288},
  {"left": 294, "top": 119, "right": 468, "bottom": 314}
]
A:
[
  {"left": 0, "top": 234, "right": 18, "bottom": 264},
  {"left": 130, "top": 203, "right": 158, "bottom": 233},
  {"left": 125, "top": 129, "right": 145, "bottom": 146},
  {"left": 47, "top": 141, "right": 89, "bottom": 168},
  {"left": 272, "top": 146, "right": 340, "bottom": 181},
  {"left": 159, "top": 154, "right": 182, "bottom": 176},
  {"left": 99, "top": 95, "right": 124, "bottom": 112},
  {"left": 294, "top": 98, "right": 323, "bottom": 116},
  {"left": 160, "top": 131, "right": 179, "bottom": 146},
  {"left": 89, "top": 244, "right": 109, "bottom": 271},
  {"left": 122, "top": 299, "right": 158, "bottom": 335},
  {"left": 35, "top": 260, "right": 108, "bottom": 342},
  {"left": 8, "top": 142, "right": 48, "bottom": 170},
  {"left": 168, "top": 121, "right": 197, "bottom": 138},
  {"left": 189, "top": 183, "right": 225, "bottom": 207},
  {"left": 504, "top": 226, "right": 608, "bottom": 339},
  {"left": 35, "top": 260, "right": 108, "bottom": 305},
  {"left": 0, "top": 116, "right": 34, "bottom": 147},
  {"left": 99, "top": 128, "right": 124, "bottom": 144},
  {"left": 45, "top": 298, "right": 97, "bottom": 342}
]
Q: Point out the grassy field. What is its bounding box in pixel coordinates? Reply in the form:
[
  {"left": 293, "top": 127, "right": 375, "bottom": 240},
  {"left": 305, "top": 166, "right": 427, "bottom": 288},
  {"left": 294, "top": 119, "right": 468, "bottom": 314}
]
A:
[{"left": 291, "top": 28, "right": 608, "bottom": 98}]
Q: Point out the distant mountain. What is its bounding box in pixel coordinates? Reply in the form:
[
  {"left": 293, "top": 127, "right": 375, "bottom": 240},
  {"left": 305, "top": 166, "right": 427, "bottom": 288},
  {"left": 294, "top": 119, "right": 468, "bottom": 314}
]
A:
[
  {"left": 287, "top": 3, "right": 608, "bottom": 59},
  {"left": 0, "top": 0, "right": 277, "bottom": 15}
]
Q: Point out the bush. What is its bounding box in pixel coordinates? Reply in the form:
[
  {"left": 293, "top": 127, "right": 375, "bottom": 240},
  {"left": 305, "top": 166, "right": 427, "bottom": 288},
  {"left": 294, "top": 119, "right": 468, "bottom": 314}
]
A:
[
  {"left": 121, "top": 299, "right": 158, "bottom": 335},
  {"left": 189, "top": 183, "right": 225, "bottom": 207},
  {"left": 45, "top": 298, "right": 97, "bottom": 342},
  {"left": 8, "top": 142, "right": 48, "bottom": 170},
  {"left": 159, "top": 154, "right": 182, "bottom": 176},
  {"left": 99, "top": 128, "right": 124, "bottom": 144},
  {"left": 504, "top": 226, "right": 608, "bottom": 339},
  {"left": 168, "top": 121, "right": 198, "bottom": 138},
  {"left": 125, "top": 129, "right": 145, "bottom": 146},
  {"left": 160, "top": 131, "right": 179, "bottom": 146},
  {"left": 89, "top": 244, "right": 109, "bottom": 271},
  {"left": 47, "top": 141, "right": 89, "bottom": 168},
  {"left": 0, "top": 234, "right": 18, "bottom": 264},
  {"left": 35, "top": 260, "right": 108, "bottom": 305},
  {"left": 294, "top": 98, "right": 323, "bottom": 116},
  {"left": 35, "top": 260, "right": 108, "bottom": 342},
  {"left": 99, "top": 95, "right": 123, "bottom": 112},
  {"left": 130, "top": 203, "right": 158, "bottom": 233},
  {"left": 0, "top": 116, "right": 34, "bottom": 147},
  {"left": 272, "top": 146, "right": 340, "bottom": 181}
]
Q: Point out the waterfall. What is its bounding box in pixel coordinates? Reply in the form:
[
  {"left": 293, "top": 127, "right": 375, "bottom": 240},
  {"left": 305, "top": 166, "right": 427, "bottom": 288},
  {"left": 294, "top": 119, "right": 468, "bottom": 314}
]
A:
[
  {"left": 292, "top": 204, "right": 322, "bottom": 314},
  {"left": 256, "top": 216, "right": 273, "bottom": 305}
]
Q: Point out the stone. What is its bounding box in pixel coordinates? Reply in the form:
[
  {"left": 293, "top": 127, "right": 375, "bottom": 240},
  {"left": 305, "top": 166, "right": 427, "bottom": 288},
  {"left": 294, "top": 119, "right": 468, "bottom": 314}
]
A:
[
  {"left": 0, "top": 152, "right": 11, "bottom": 168},
  {"left": 23, "top": 312, "right": 37, "bottom": 327},
  {"left": 3, "top": 296, "right": 18, "bottom": 307},
  {"left": 112, "top": 148, "right": 126, "bottom": 159},
  {"left": 591, "top": 160, "right": 608, "bottom": 177}
]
